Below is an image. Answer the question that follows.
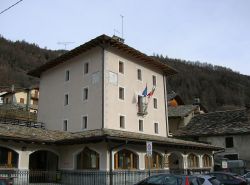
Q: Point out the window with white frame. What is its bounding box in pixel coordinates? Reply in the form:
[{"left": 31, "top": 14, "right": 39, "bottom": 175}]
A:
[
  {"left": 119, "top": 87, "right": 124, "bottom": 100},
  {"left": 63, "top": 120, "right": 68, "bottom": 131},
  {"left": 84, "top": 62, "right": 89, "bottom": 74},
  {"left": 139, "top": 120, "right": 143, "bottom": 131},
  {"left": 137, "top": 69, "right": 142, "bottom": 81},
  {"left": 64, "top": 94, "right": 69, "bottom": 105},
  {"left": 152, "top": 75, "right": 156, "bottom": 86},
  {"left": 119, "top": 61, "right": 124, "bottom": 74},
  {"left": 65, "top": 70, "right": 70, "bottom": 81},
  {"left": 153, "top": 98, "right": 158, "bottom": 109},
  {"left": 154, "top": 123, "right": 159, "bottom": 134},
  {"left": 82, "top": 116, "right": 88, "bottom": 129},
  {"left": 83, "top": 87, "right": 89, "bottom": 101},
  {"left": 120, "top": 115, "right": 125, "bottom": 128}
]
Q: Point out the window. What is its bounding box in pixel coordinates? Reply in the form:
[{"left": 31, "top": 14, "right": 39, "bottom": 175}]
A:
[
  {"left": 82, "top": 116, "right": 88, "bottom": 129},
  {"left": 84, "top": 63, "right": 89, "bottom": 74},
  {"left": 64, "top": 94, "right": 69, "bottom": 105},
  {"left": 224, "top": 154, "right": 238, "bottom": 160},
  {"left": 0, "top": 147, "right": 18, "bottom": 168},
  {"left": 203, "top": 154, "right": 212, "bottom": 167},
  {"left": 119, "top": 61, "right": 124, "bottom": 74},
  {"left": 154, "top": 123, "right": 159, "bottom": 134},
  {"left": 138, "top": 95, "right": 147, "bottom": 115},
  {"left": 119, "top": 87, "right": 124, "bottom": 100},
  {"left": 20, "top": 98, "right": 24, "bottom": 104},
  {"left": 139, "top": 120, "right": 143, "bottom": 131},
  {"left": 63, "top": 120, "right": 68, "bottom": 131},
  {"left": 137, "top": 69, "right": 142, "bottom": 81},
  {"left": 187, "top": 153, "right": 199, "bottom": 168},
  {"left": 152, "top": 75, "right": 157, "bottom": 86},
  {"left": 145, "top": 151, "right": 163, "bottom": 169},
  {"left": 120, "top": 115, "right": 125, "bottom": 128},
  {"left": 153, "top": 98, "right": 157, "bottom": 109},
  {"left": 83, "top": 87, "right": 89, "bottom": 101},
  {"left": 114, "top": 149, "right": 138, "bottom": 169},
  {"left": 225, "top": 137, "right": 234, "bottom": 148},
  {"left": 77, "top": 147, "right": 99, "bottom": 169},
  {"left": 65, "top": 70, "right": 70, "bottom": 81}
]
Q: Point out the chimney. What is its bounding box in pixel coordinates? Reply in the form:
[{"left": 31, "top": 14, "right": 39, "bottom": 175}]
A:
[{"left": 112, "top": 35, "right": 125, "bottom": 43}]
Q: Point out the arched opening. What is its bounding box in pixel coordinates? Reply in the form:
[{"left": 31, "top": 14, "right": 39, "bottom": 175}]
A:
[
  {"left": 76, "top": 147, "right": 99, "bottom": 170},
  {"left": 203, "top": 154, "right": 212, "bottom": 168},
  {"left": 145, "top": 151, "right": 163, "bottom": 169},
  {"left": 114, "top": 149, "right": 138, "bottom": 170},
  {"left": 168, "top": 152, "right": 183, "bottom": 171},
  {"left": 29, "top": 150, "right": 58, "bottom": 171},
  {"left": 187, "top": 153, "right": 199, "bottom": 168},
  {"left": 0, "top": 146, "right": 18, "bottom": 168}
]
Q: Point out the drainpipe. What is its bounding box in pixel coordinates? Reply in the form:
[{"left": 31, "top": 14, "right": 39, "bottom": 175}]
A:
[
  {"left": 163, "top": 75, "right": 170, "bottom": 137},
  {"left": 108, "top": 139, "right": 128, "bottom": 185}
]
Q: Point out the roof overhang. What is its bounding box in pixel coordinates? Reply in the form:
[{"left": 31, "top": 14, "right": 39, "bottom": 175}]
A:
[{"left": 28, "top": 35, "right": 177, "bottom": 78}]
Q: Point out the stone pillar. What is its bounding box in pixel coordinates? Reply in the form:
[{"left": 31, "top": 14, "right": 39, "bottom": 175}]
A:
[
  {"left": 199, "top": 155, "right": 203, "bottom": 169},
  {"left": 183, "top": 154, "right": 188, "bottom": 169},
  {"left": 163, "top": 153, "right": 170, "bottom": 169},
  {"left": 18, "top": 151, "right": 30, "bottom": 170}
]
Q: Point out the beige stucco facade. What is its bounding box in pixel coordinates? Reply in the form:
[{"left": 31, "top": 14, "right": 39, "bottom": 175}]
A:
[{"left": 38, "top": 47, "right": 167, "bottom": 137}]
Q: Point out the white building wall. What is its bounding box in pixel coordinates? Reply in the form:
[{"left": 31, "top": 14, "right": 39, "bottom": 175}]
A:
[
  {"left": 104, "top": 49, "right": 167, "bottom": 137},
  {"left": 38, "top": 47, "right": 103, "bottom": 132}
]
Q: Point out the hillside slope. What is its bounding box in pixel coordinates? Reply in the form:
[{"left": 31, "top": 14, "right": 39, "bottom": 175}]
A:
[
  {"left": 0, "top": 36, "right": 249, "bottom": 111},
  {"left": 0, "top": 36, "right": 64, "bottom": 87},
  {"left": 159, "top": 56, "right": 250, "bottom": 111}
]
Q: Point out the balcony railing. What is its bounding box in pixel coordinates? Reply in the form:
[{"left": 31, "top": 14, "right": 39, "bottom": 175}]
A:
[{"left": 0, "top": 117, "right": 45, "bottom": 129}]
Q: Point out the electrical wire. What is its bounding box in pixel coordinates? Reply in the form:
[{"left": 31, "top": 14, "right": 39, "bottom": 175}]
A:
[{"left": 0, "top": 0, "right": 24, "bottom": 15}]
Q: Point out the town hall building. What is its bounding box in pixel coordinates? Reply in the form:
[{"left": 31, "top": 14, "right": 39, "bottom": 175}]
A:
[{"left": 0, "top": 35, "right": 220, "bottom": 179}]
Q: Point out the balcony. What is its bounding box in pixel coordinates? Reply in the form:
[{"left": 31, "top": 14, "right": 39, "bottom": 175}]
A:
[{"left": 137, "top": 102, "right": 148, "bottom": 116}]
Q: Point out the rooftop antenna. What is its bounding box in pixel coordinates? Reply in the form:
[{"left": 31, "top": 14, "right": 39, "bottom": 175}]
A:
[
  {"left": 120, "top": 14, "right": 124, "bottom": 39},
  {"left": 57, "top": 42, "right": 74, "bottom": 50},
  {"left": 113, "top": 29, "right": 120, "bottom": 36}
]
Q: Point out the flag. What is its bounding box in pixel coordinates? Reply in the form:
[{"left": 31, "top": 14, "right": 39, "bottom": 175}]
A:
[
  {"left": 147, "top": 87, "right": 155, "bottom": 98},
  {"left": 142, "top": 84, "right": 148, "bottom": 97}
]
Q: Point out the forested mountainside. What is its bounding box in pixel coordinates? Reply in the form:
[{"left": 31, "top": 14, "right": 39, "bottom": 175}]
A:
[
  {"left": 0, "top": 36, "right": 249, "bottom": 111},
  {"left": 157, "top": 56, "right": 250, "bottom": 111},
  {"left": 0, "top": 36, "right": 65, "bottom": 87}
]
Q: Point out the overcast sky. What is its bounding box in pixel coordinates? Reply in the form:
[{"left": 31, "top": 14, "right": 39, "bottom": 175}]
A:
[{"left": 1, "top": 0, "right": 250, "bottom": 75}]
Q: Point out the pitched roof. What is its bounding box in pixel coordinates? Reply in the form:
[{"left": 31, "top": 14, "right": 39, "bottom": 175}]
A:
[
  {"left": 168, "top": 105, "right": 198, "bottom": 118},
  {"left": 175, "top": 109, "right": 250, "bottom": 137},
  {"left": 0, "top": 122, "right": 220, "bottom": 150},
  {"left": 28, "top": 35, "right": 177, "bottom": 77}
]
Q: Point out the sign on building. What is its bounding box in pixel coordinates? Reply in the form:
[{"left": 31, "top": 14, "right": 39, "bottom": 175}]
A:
[
  {"left": 222, "top": 160, "right": 228, "bottom": 169},
  {"left": 146, "top": 141, "right": 152, "bottom": 156}
]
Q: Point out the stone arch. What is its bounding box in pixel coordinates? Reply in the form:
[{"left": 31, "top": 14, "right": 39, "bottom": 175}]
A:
[
  {"left": 187, "top": 153, "right": 199, "bottom": 168},
  {"left": 114, "top": 149, "right": 139, "bottom": 169},
  {"left": 167, "top": 152, "right": 184, "bottom": 171},
  {"left": 76, "top": 147, "right": 100, "bottom": 170},
  {"left": 0, "top": 146, "right": 19, "bottom": 168},
  {"left": 202, "top": 154, "right": 212, "bottom": 168},
  {"left": 145, "top": 151, "right": 163, "bottom": 169},
  {"left": 29, "top": 150, "right": 59, "bottom": 171}
]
